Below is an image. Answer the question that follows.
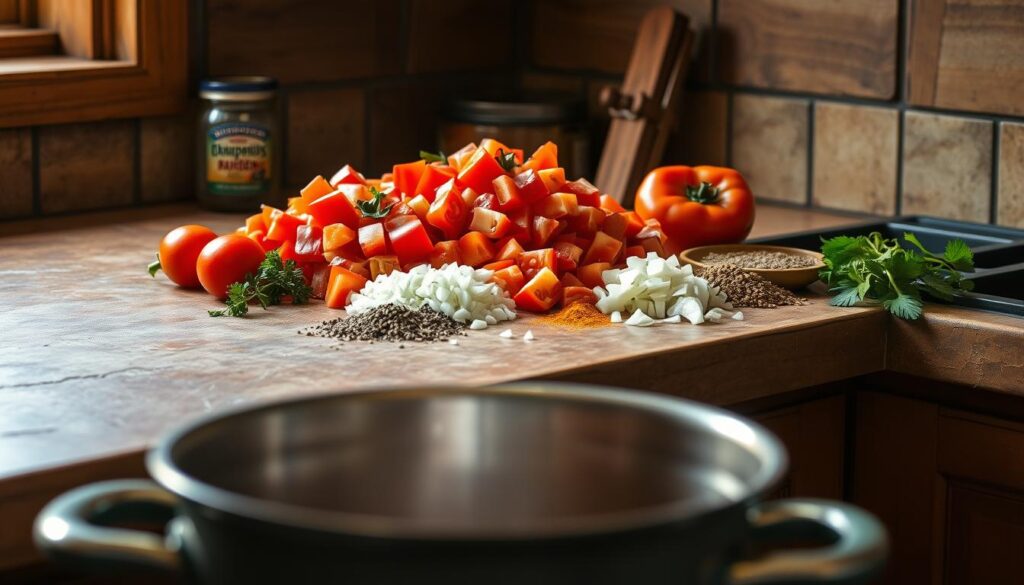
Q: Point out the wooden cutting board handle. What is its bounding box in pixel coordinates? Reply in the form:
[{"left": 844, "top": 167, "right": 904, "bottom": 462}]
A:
[{"left": 595, "top": 6, "right": 693, "bottom": 207}]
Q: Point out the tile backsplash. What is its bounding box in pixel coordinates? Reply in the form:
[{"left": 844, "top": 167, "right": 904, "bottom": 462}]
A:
[{"left": 3, "top": 0, "right": 1024, "bottom": 232}]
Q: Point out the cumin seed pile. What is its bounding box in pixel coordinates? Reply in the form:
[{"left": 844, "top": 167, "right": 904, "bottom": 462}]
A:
[
  {"left": 301, "top": 304, "right": 466, "bottom": 345},
  {"left": 699, "top": 264, "right": 806, "bottom": 309},
  {"left": 702, "top": 250, "right": 817, "bottom": 270}
]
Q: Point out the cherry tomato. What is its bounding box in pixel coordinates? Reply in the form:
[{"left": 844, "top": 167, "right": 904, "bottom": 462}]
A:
[
  {"left": 155, "top": 225, "right": 217, "bottom": 289},
  {"left": 196, "top": 234, "right": 266, "bottom": 299}
]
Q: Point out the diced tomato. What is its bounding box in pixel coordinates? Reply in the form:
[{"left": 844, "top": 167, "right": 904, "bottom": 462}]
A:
[
  {"left": 479, "top": 138, "right": 515, "bottom": 159},
  {"left": 562, "top": 178, "right": 601, "bottom": 207},
  {"left": 468, "top": 208, "right": 513, "bottom": 239},
  {"left": 495, "top": 237, "right": 525, "bottom": 261},
  {"left": 561, "top": 272, "right": 584, "bottom": 288},
  {"left": 563, "top": 286, "right": 598, "bottom": 306},
  {"left": 330, "top": 256, "right": 370, "bottom": 278},
  {"left": 640, "top": 235, "right": 666, "bottom": 258},
  {"left": 429, "top": 240, "right": 461, "bottom": 268},
  {"left": 625, "top": 245, "right": 646, "bottom": 259},
  {"left": 513, "top": 168, "right": 550, "bottom": 204},
  {"left": 531, "top": 215, "right": 560, "bottom": 248},
  {"left": 508, "top": 207, "right": 533, "bottom": 244},
  {"left": 369, "top": 255, "right": 401, "bottom": 280},
  {"left": 300, "top": 175, "right": 334, "bottom": 204},
  {"left": 553, "top": 241, "right": 584, "bottom": 272},
  {"left": 599, "top": 194, "right": 626, "bottom": 213},
  {"left": 337, "top": 183, "right": 371, "bottom": 205},
  {"left": 393, "top": 160, "right": 427, "bottom": 197},
  {"left": 457, "top": 231, "right": 496, "bottom": 267},
  {"left": 491, "top": 264, "right": 526, "bottom": 296},
  {"left": 513, "top": 267, "right": 561, "bottom": 312},
  {"left": 483, "top": 259, "right": 515, "bottom": 271},
  {"left": 571, "top": 206, "right": 605, "bottom": 235},
  {"left": 635, "top": 218, "right": 667, "bottom": 244},
  {"left": 533, "top": 192, "right": 579, "bottom": 219},
  {"left": 578, "top": 262, "right": 612, "bottom": 288},
  {"left": 329, "top": 164, "right": 367, "bottom": 187},
  {"left": 538, "top": 167, "right": 566, "bottom": 193},
  {"left": 457, "top": 147, "right": 507, "bottom": 194},
  {"left": 492, "top": 175, "right": 524, "bottom": 211},
  {"left": 261, "top": 205, "right": 283, "bottom": 229},
  {"left": 307, "top": 189, "right": 360, "bottom": 229},
  {"left": 247, "top": 230, "right": 277, "bottom": 252},
  {"left": 459, "top": 186, "right": 479, "bottom": 208},
  {"left": 245, "top": 213, "right": 266, "bottom": 235},
  {"left": 358, "top": 223, "right": 388, "bottom": 258},
  {"left": 602, "top": 213, "right": 627, "bottom": 240},
  {"left": 521, "top": 141, "right": 558, "bottom": 174},
  {"left": 405, "top": 194, "right": 431, "bottom": 220},
  {"left": 583, "top": 231, "right": 624, "bottom": 265},
  {"left": 322, "top": 223, "right": 356, "bottom": 253},
  {"left": 426, "top": 179, "right": 467, "bottom": 240},
  {"left": 294, "top": 225, "right": 324, "bottom": 261},
  {"left": 471, "top": 192, "right": 497, "bottom": 211},
  {"left": 517, "top": 248, "right": 556, "bottom": 280},
  {"left": 277, "top": 240, "right": 299, "bottom": 264},
  {"left": 287, "top": 196, "right": 309, "bottom": 215},
  {"left": 389, "top": 201, "right": 415, "bottom": 218},
  {"left": 385, "top": 215, "right": 434, "bottom": 265},
  {"left": 621, "top": 211, "right": 645, "bottom": 239},
  {"left": 325, "top": 266, "right": 368, "bottom": 309},
  {"left": 266, "top": 213, "right": 304, "bottom": 243},
  {"left": 413, "top": 164, "right": 456, "bottom": 201},
  {"left": 310, "top": 264, "right": 331, "bottom": 300},
  {"left": 447, "top": 142, "right": 477, "bottom": 172}
]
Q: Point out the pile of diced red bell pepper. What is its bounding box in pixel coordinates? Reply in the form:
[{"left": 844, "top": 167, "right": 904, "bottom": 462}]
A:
[{"left": 237, "top": 139, "right": 668, "bottom": 312}]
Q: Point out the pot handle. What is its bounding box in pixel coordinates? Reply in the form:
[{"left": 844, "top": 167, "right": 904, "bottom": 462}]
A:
[
  {"left": 33, "top": 479, "right": 182, "bottom": 574},
  {"left": 729, "top": 498, "right": 888, "bottom": 585}
]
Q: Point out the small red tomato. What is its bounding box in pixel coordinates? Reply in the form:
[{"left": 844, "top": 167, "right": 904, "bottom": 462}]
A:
[
  {"left": 154, "top": 225, "right": 217, "bottom": 289},
  {"left": 196, "top": 234, "right": 266, "bottom": 298}
]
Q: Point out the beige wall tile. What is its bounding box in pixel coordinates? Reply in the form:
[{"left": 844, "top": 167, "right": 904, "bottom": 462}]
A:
[
  {"left": 0, "top": 128, "right": 33, "bottom": 219},
  {"left": 287, "top": 88, "right": 366, "bottom": 188},
  {"left": 719, "top": 0, "right": 897, "bottom": 98},
  {"left": 408, "top": 0, "right": 514, "bottom": 73},
  {"left": 998, "top": 122, "right": 1024, "bottom": 228},
  {"left": 532, "top": 0, "right": 712, "bottom": 78},
  {"left": 665, "top": 90, "right": 728, "bottom": 167},
  {"left": 901, "top": 112, "right": 992, "bottom": 222},
  {"left": 208, "top": 0, "right": 402, "bottom": 85},
  {"left": 731, "top": 94, "right": 809, "bottom": 204},
  {"left": 39, "top": 121, "right": 135, "bottom": 214},
  {"left": 140, "top": 114, "right": 194, "bottom": 203},
  {"left": 813, "top": 103, "right": 898, "bottom": 215}
]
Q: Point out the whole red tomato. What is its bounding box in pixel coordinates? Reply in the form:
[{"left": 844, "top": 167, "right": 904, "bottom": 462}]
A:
[
  {"left": 634, "top": 166, "right": 755, "bottom": 255},
  {"left": 196, "top": 234, "right": 266, "bottom": 298},
  {"left": 153, "top": 225, "right": 217, "bottom": 288}
]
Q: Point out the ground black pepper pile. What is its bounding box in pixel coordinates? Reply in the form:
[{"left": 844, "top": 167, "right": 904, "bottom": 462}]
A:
[
  {"left": 699, "top": 264, "right": 806, "bottom": 309},
  {"left": 300, "top": 304, "right": 466, "bottom": 345}
]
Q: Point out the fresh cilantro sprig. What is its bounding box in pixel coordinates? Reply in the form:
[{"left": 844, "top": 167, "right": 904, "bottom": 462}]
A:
[
  {"left": 495, "top": 148, "right": 518, "bottom": 172},
  {"left": 419, "top": 150, "right": 446, "bottom": 163},
  {"left": 819, "top": 232, "right": 975, "bottom": 320},
  {"left": 209, "top": 250, "right": 312, "bottom": 318},
  {"left": 357, "top": 186, "right": 395, "bottom": 219}
]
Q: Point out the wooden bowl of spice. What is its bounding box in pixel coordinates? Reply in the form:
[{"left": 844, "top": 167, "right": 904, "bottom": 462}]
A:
[{"left": 680, "top": 244, "right": 825, "bottom": 290}]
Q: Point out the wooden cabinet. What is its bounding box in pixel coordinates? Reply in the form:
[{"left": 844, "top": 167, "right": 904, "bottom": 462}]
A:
[
  {"left": 853, "top": 391, "right": 1024, "bottom": 585},
  {"left": 749, "top": 394, "right": 847, "bottom": 500}
]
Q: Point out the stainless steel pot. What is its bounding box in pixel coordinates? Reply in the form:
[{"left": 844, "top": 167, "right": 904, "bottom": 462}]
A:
[{"left": 35, "top": 384, "right": 887, "bottom": 584}]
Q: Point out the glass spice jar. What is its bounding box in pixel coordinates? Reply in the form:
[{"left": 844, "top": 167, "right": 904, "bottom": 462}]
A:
[{"left": 197, "top": 76, "right": 281, "bottom": 212}]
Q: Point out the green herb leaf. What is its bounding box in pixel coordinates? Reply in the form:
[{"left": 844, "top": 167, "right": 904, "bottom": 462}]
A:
[
  {"left": 883, "top": 293, "right": 924, "bottom": 320},
  {"left": 208, "top": 250, "right": 313, "bottom": 318},
  {"left": 829, "top": 287, "right": 862, "bottom": 307},
  {"left": 357, "top": 186, "right": 396, "bottom": 219},
  {"left": 147, "top": 254, "right": 162, "bottom": 277},
  {"left": 419, "top": 150, "right": 446, "bottom": 164},
  {"left": 495, "top": 148, "right": 518, "bottom": 173},
  {"left": 943, "top": 239, "right": 974, "bottom": 271}
]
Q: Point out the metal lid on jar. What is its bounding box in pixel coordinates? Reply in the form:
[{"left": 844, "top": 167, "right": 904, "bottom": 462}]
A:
[
  {"left": 442, "top": 94, "right": 585, "bottom": 126},
  {"left": 199, "top": 76, "right": 278, "bottom": 101}
]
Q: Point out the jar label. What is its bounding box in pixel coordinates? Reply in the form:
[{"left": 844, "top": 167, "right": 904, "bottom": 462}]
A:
[{"left": 206, "top": 123, "right": 272, "bottom": 195}]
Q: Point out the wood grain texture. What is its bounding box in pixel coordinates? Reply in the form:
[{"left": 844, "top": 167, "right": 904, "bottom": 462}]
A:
[
  {"left": 38, "top": 120, "right": 135, "bottom": 214},
  {"left": 813, "top": 102, "right": 899, "bottom": 215},
  {"left": 140, "top": 113, "right": 194, "bottom": 204},
  {"left": 754, "top": 395, "right": 846, "bottom": 500},
  {"left": 0, "top": 127, "right": 32, "bottom": 219},
  {"left": 407, "top": 0, "right": 514, "bottom": 74},
  {"left": 718, "top": 0, "right": 898, "bottom": 98},
  {"left": 0, "top": 28, "right": 58, "bottom": 58},
  {"left": 901, "top": 111, "right": 993, "bottom": 222},
  {"left": 286, "top": 88, "right": 366, "bottom": 189},
  {"left": 908, "top": 0, "right": 1024, "bottom": 116},
  {"left": 207, "top": 0, "right": 402, "bottom": 85}
]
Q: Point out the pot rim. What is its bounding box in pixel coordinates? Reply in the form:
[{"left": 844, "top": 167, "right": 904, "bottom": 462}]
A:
[{"left": 146, "top": 382, "right": 787, "bottom": 541}]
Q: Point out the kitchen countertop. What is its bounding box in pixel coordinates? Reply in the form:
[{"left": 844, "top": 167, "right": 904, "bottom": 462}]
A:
[{"left": 1, "top": 203, "right": 1021, "bottom": 569}]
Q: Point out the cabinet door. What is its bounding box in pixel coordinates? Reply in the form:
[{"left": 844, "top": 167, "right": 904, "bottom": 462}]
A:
[{"left": 751, "top": 394, "right": 846, "bottom": 500}]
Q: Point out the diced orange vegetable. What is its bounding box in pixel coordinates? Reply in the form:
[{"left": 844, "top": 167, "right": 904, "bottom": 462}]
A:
[
  {"left": 247, "top": 230, "right": 277, "bottom": 252},
  {"left": 572, "top": 206, "right": 605, "bottom": 235},
  {"left": 330, "top": 256, "right": 370, "bottom": 278},
  {"left": 513, "top": 267, "right": 561, "bottom": 312},
  {"left": 325, "top": 266, "right": 368, "bottom": 309},
  {"left": 537, "top": 167, "right": 566, "bottom": 193},
  {"left": 531, "top": 215, "right": 560, "bottom": 248},
  {"left": 554, "top": 241, "right": 584, "bottom": 272},
  {"left": 533, "top": 193, "right": 578, "bottom": 219},
  {"left": 640, "top": 235, "right": 666, "bottom": 258},
  {"left": 495, "top": 238, "right": 525, "bottom": 261},
  {"left": 483, "top": 259, "right": 515, "bottom": 271},
  {"left": 385, "top": 215, "right": 434, "bottom": 265},
  {"left": 577, "top": 262, "right": 611, "bottom": 288},
  {"left": 369, "top": 255, "right": 401, "bottom": 280},
  {"left": 294, "top": 225, "right": 324, "bottom": 262},
  {"left": 429, "top": 240, "right": 461, "bottom": 268},
  {"left": 300, "top": 175, "right": 334, "bottom": 204},
  {"left": 457, "top": 231, "right": 496, "bottom": 267},
  {"left": 287, "top": 196, "right": 309, "bottom": 215},
  {"left": 413, "top": 164, "right": 456, "bottom": 201},
  {"left": 517, "top": 248, "right": 556, "bottom": 280},
  {"left": 563, "top": 286, "right": 598, "bottom": 306},
  {"left": 491, "top": 264, "right": 526, "bottom": 296},
  {"left": 459, "top": 186, "right": 479, "bottom": 208},
  {"left": 468, "top": 208, "right": 513, "bottom": 239},
  {"left": 447, "top": 142, "right": 477, "bottom": 172},
  {"left": 599, "top": 194, "right": 626, "bottom": 213},
  {"left": 261, "top": 205, "right": 283, "bottom": 229},
  {"left": 406, "top": 194, "right": 431, "bottom": 220},
  {"left": 622, "top": 211, "right": 645, "bottom": 239},
  {"left": 266, "top": 212, "right": 304, "bottom": 243},
  {"left": 322, "top": 223, "right": 356, "bottom": 253},
  {"left": 393, "top": 160, "right": 427, "bottom": 197},
  {"left": 457, "top": 147, "right": 507, "bottom": 195},
  {"left": 426, "top": 179, "right": 468, "bottom": 240},
  {"left": 602, "top": 213, "right": 627, "bottom": 240},
  {"left": 245, "top": 213, "right": 266, "bottom": 235},
  {"left": 492, "top": 175, "right": 524, "bottom": 211},
  {"left": 329, "top": 164, "right": 366, "bottom": 187},
  {"left": 562, "top": 178, "right": 601, "bottom": 207},
  {"left": 560, "top": 272, "right": 584, "bottom": 288},
  {"left": 310, "top": 265, "right": 332, "bottom": 299},
  {"left": 582, "top": 231, "right": 623, "bottom": 265},
  {"left": 479, "top": 138, "right": 514, "bottom": 158},
  {"left": 358, "top": 223, "right": 388, "bottom": 258},
  {"left": 521, "top": 141, "right": 558, "bottom": 174},
  {"left": 307, "top": 189, "right": 360, "bottom": 229}
]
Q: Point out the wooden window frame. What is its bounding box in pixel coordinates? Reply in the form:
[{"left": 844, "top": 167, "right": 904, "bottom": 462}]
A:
[{"left": 0, "top": 0, "right": 187, "bottom": 128}]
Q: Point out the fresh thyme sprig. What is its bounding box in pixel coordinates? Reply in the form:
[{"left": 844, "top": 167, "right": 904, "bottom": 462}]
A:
[
  {"left": 209, "top": 250, "right": 312, "bottom": 318},
  {"left": 356, "top": 186, "right": 395, "bottom": 219}
]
